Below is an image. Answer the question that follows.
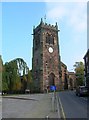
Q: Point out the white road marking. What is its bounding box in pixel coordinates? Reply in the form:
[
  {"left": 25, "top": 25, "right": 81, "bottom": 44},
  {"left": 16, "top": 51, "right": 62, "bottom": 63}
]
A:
[{"left": 58, "top": 96, "right": 66, "bottom": 120}]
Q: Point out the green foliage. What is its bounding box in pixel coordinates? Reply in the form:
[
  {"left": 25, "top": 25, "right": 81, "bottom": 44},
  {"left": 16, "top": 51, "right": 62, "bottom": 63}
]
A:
[
  {"left": 2, "top": 65, "right": 9, "bottom": 91},
  {"left": 2, "top": 61, "right": 21, "bottom": 92},
  {"left": 27, "top": 69, "right": 33, "bottom": 92},
  {"left": 73, "top": 61, "right": 84, "bottom": 86},
  {"left": 2, "top": 58, "right": 31, "bottom": 94},
  {"left": 12, "top": 75, "right": 21, "bottom": 91},
  {"left": 1, "top": 57, "right": 34, "bottom": 94}
]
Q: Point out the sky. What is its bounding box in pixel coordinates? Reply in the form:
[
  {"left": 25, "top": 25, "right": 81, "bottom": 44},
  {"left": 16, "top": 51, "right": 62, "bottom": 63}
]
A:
[{"left": 1, "top": 1, "right": 88, "bottom": 71}]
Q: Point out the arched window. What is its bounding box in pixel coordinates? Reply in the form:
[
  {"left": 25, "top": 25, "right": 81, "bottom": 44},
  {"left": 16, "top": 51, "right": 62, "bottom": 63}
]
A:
[{"left": 48, "top": 73, "right": 55, "bottom": 86}]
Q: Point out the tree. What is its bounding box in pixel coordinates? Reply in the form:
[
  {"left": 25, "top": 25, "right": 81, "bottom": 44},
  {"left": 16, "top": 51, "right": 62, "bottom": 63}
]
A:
[
  {"left": 27, "top": 69, "right": 33, "bottom": 92},
  {"left": 73, "top": 61, "right": 84, "bottom": 86},
  {"left": 2, "top": 64, "right": 9, "bottom": 92},
  {"left": 2, "top": 58, "right": 31, "bottom": 94},
  {"left": 2, "top": 61, "right": 22, "bottom": 93},
  {"left": 14, "top": 58, "right": 29, "bottom": 92},
  {"left": 10, "top": 61, "right": 21, "bottom": 92}
]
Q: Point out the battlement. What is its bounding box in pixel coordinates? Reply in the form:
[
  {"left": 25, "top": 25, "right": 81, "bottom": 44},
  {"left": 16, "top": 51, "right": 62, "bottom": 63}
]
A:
[
  {"left": 33, "top": 18, "right": 59, "bottom": 33},
  {"left": 43, "top": 22, "right": 57, "bottom": 29}
]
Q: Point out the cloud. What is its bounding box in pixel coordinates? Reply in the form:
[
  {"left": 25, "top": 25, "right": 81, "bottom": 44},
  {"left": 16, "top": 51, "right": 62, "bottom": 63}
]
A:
[
  {"left": 46, "top": 2, "right": 87, "bottom": 32},
  {"left": 68, "top": 3, "right": 87, "bottom": 32},
  {"left": 47, "top": 5, "right": 66, "bottom": 21},
  {"left": 45, "top": 2, "right": 87, "bottom": 70}
]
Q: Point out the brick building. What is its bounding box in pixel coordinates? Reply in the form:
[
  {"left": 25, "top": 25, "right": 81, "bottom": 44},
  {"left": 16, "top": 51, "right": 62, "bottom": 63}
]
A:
[
  {"left": 68, "top": 72, "right": 76, "bottom": 90},
  {"left": 84, "top": 49, "right": 89, "bottom": 88},
  {"left": 61, "top": 62, "right": 68, "bottom": 90},
  {"left": 61, "top": 62, "right": 76, "bottom": 90},
  {"left": 32, "top": 19, "right": 62, "bottom": 92}
]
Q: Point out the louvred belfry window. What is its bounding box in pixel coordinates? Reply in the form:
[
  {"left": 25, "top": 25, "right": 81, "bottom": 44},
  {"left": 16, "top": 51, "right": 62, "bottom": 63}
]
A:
[
  {"left": 46, "top": 33, "right": 54, "bottom": 45},
  {"left": 35, "top": 33, "right": 40, "bottom": 50}
]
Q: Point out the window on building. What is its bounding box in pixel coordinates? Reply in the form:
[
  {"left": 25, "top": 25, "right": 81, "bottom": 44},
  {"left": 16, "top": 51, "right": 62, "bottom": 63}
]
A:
[
  {"left": 46, "top": 33, "right": 54, "bottom": 45},
  {"left": 35, "top": 33, "right": 40, "bottom": 50},
  {"left": 50, "top": 35, "right": 54, "bottom": 44}
]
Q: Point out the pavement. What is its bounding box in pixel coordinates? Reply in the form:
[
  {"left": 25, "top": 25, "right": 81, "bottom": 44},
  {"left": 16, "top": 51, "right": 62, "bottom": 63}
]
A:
[
  {"left": 2, "top": 92, "right": 61, "bottom": 119},
  {"left": 0, "top": 95, "right": 2, "bottom": 120}
]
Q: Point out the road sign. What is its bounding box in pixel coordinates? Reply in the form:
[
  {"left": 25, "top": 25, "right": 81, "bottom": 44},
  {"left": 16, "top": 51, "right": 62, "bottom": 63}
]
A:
[{"left": 50, "top": 85, "right": 56, "bottom": 91}]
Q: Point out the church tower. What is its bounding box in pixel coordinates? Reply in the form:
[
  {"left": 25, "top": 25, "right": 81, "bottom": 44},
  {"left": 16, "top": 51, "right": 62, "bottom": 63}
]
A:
[{"left": 32, "top": 19, "right": 62, "bottom": 92}]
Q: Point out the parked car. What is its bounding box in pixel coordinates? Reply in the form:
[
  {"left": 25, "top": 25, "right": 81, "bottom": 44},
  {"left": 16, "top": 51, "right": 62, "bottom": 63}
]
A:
[{"left": 75, "top": 86, "right": 88, "bottom": 97}]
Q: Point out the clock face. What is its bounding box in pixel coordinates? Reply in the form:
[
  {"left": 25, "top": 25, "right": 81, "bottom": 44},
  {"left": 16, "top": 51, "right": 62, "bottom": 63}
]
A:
[{"left": 48, "top": 47, "right": 53, "bottom": 53}]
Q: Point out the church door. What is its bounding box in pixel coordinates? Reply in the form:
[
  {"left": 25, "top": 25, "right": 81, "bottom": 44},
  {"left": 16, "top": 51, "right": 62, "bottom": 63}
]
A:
[{"left": 48, "top": 73, "right": 55, "bottom": 86}]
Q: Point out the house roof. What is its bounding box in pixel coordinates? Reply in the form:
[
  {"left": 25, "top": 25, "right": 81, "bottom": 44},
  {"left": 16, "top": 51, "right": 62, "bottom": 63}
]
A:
[{"left": 61, "top": 61, "right": 67, "bottom": 68}]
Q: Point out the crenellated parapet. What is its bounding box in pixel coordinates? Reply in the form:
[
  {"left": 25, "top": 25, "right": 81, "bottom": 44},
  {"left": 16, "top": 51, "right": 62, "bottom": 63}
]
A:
[{"left": 33, "top": 18, "right": 59, "bottom": 33}]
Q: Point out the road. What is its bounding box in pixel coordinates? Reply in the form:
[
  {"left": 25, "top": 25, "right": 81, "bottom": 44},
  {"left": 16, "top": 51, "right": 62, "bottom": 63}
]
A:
[{"left": 58, "top": 90, "right": 88, "bottom": 119}]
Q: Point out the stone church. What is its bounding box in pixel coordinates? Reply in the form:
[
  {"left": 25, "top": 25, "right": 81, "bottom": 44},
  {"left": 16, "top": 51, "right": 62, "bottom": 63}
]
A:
[{"left": 32, "top": 19, "right": 62, "bottom": 92}]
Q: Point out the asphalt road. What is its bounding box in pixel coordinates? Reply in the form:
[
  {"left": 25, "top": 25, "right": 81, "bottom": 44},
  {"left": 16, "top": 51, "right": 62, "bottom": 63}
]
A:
[{"left": 58, "top": 90, "right": 88, "bottom": 119}]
